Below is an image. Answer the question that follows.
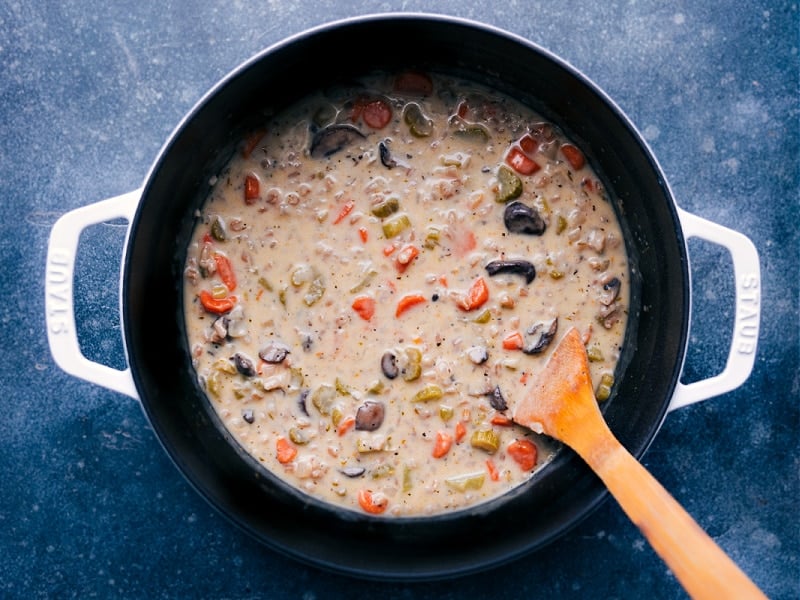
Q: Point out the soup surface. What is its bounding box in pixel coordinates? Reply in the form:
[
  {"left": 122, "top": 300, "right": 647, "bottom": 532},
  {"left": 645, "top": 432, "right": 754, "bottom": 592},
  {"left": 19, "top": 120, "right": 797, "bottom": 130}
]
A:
[{"left": 183, "top": 71, "right": 629, "bottom": 517}]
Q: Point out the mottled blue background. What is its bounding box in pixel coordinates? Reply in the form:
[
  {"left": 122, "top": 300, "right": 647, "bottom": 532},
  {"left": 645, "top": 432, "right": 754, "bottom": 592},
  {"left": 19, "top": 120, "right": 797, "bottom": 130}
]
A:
[{"left": 1, "top": 2, "right": 798, "bottom": 598}]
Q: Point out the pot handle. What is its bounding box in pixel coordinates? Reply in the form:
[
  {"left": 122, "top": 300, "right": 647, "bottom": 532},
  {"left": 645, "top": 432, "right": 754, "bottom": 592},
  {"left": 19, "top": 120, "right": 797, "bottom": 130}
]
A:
[
  {"left": 668, "top": 209, "right": 761, "bottom": 411},
  {"left": 45, "top": 189, "right": 141, "bottom": 400}
]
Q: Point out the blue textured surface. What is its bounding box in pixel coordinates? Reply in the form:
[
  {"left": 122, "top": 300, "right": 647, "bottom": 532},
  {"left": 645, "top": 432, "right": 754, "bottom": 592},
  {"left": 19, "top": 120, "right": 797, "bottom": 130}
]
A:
[{"left": 2, "top": 2, "right": 798, "bottom": 598}]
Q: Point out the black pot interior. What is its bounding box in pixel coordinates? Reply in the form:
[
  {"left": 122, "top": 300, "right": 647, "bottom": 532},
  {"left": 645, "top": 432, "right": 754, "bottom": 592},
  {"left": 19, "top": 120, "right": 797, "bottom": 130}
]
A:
[{"left": 122, "top": 14, "right": 690, "bottom": 580}]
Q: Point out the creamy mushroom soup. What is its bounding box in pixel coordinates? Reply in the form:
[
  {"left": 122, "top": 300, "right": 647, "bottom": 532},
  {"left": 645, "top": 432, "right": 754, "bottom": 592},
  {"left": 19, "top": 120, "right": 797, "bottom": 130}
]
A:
[{"left": 183, "top": 71, "right": 629, "bottom": 517}]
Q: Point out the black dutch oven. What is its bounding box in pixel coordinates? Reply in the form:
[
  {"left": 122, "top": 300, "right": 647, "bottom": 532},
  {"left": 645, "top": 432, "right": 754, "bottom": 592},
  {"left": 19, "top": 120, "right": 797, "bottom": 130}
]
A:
[{"left": 45, "top": 13, "right": 760, "bottom": 580}]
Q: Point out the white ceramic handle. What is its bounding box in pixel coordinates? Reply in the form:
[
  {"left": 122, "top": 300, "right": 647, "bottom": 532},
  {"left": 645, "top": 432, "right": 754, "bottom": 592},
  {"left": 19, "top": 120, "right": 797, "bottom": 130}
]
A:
[
  {"left": 668, "top": 209, "right": 761, "bottom": 411},
  {"left": 45, "top": 189, "right": 142, "bottom": 400}
]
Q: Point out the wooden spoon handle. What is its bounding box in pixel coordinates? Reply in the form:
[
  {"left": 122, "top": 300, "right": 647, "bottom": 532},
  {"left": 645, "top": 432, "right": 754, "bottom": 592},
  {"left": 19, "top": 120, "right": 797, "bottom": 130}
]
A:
[{"left": 589, "top": 441, "right": 767, "bottom": 599}]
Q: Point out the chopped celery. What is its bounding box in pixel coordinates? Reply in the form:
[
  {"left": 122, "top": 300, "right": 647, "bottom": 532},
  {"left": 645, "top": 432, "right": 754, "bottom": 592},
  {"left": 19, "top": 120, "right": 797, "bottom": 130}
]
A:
[
  {"left": 403, "top": 103, "right": 433, "bottom": 137},
  {"left": 367, "top": 380, "right": 385, "bottom": 394},
  {"left": 349, "top": 268, "right": 377, "bottom": 293},
  {"left": 411, "top": 384, "right": 444, "bottom": 403},
  {"left": 556, "top": 215, "right": 568, "bottom": 234},
  {"left": 441, "top": 152, "right": 468, "bottom": 167},
  {"left": 402, "top": 347, "right": 422, "bottom": 381},
  {"left": 213, "top": 358, "right": 237, "bottom": 375},
  {"left": 495, "top": 165, "right": 523, "bottom": 203},
  {"left": 473, "top": 309, "right": 492, "bottom": 324},
  {"left": 587, "top": 345, "right": 604, "bottom": 362},
  {"left": 356, "top": 437, "right": 387, "bottom": 453},
  {"left": 211, "top": 284, "right": 228, "bottom": 299},
  {"left": 371, "top": 196, "right": 400, "bottom": 218},
  {"left": 335, "top": 378, "right": 352, "bottom": 396},
  {"left": 470, "top": 429, "right": 500, "bottom": 453},
  {"left": 258, "top": 276, "right": 273, "bottom": 292},
  {"left": 596, "top": 373, "right": 615, "bottom": 402},
  {"left": 303, "top": 273, "right": 325, "bottom": 306},
  {"left": 445, "top": 472, "right": 485, "bottom": 492},
  {"left": 402, "top": 465, "right": 413, "bottom": 492},
  {"left": 205, "top": 372, "right": 221, "bottom": 397},
  {"left": 210, "top": 216, "right": 226, "bottom": 241},
  {"left": 439, "top": 405, "right": 454, "bottom": 421},
  {"left": 382, "top": 214, "right": 411, "bottom": 238},
  {"left": 371, "top": 464, "right": 395, "bottom": 479},
  {"left": 311, "top": 383, "right": 336, "bottom": 415},
  {"left": 291, "top": 264, "right": 313, "bottom": 286},
  {"left": 423, "top": 227, "right": 440, "bottom": 249},
  {"left": 450, "top": 118, "right": 490, "bottom": 143},
  {"left": 289, "top": 427, "right": 310, "bottom": 445}
]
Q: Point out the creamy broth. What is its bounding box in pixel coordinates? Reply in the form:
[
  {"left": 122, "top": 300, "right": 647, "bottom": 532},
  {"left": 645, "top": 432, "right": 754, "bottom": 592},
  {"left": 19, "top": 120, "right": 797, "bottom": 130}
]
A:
[{"left": 183, "top": 71, "right": 629, "bottom": 517}]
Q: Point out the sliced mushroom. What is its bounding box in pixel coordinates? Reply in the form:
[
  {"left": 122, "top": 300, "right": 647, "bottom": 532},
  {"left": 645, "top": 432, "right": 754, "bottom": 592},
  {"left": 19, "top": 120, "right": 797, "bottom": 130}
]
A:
[
  {"left": 487, "top": 385, "right": 508, "bottom": 411},
  {"left": 225, "top": 305, "right": 248, "bottom": 338},
  {"left": 522, "top": 318, "right": 558, "bottom": 355},
  {"left": 379, "top": 140, "right": 397, "bottom": 169},
  {"left": 209, "top": 316, "right": 229, "bottom": 344},
  {"left": 340, "top": 466, "right": 366, "bottom": 478},
  {"left": 466, "top": 345, "right": 489, "bottom": 365},
  {"left": 504, "top": 201, "right": 546, "bottom": 235},
  {"left": 259, "top": 341, "right": 291, "bottom": 364},
  {"left": 310, "top": 123, "right": 365, "bottom": 158},
  {"left": 297, "top": 389, "right": 310, "bottom": 416},
  {"left": 232, "top": 353, "right": 256, "bottom": 377},
  {"left": 598, "top": 276, "right": 622, "bottom": 306},
  {"left": 381, "top": 351, "right": 399, "bottom": 379},
  {"left": 485, "top": 259, "right": 536, "bottom": 284},
  {"left": 355, "top": 400, "right": 385, "bottom": 431}
]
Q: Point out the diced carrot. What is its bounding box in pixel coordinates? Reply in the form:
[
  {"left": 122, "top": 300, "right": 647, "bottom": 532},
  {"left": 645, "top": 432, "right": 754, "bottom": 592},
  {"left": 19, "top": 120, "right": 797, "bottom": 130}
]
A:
[
  {"left": 357, "top": 489, "right": 388, "bottom": 515},
  {"left": 396, "top": 293, "right": 426, "bottom": 317},
  {"left": 383, "top": 244, "right": 396, "bottom": 257},
  {"left": 507, "top": 439, "right": 538, "bottom": 471},
  {"left": 199, "top": 290, "right": 236, "bottom": 315},
  {"left": 486, "top": 459, "right": 500, "bottom": 482},
  {"left": 505, "top": 146, "right": 540, "bottom": 175},
  {"left": 454, "top": 421, "right": 467, "bottom": 443},
  {"left": 276, "top": 437, "right": 297, "bottom": 464},
  {"left": 351, "top": 295, "right": 376, "bottom": 321},
  {"left": 432, "top": 431, "right": 453, "bottom": 458},
  {"left": 453, "top": 227, "right": 476, "bottom": 257},
  {"left": 502, "top": 331, "right": 524, "bottom": 350},
  {"left": 358, "top": 227, "right": 368, "bottom": 243},
  {"left": 337, "top": 416, "right": 356, "bottom": 436},
  {"left": 490, "top": 414, "right": 513, "bottom": 426},
  {"left": 361, "top": 98, "right": 393, "bottom": 129},
  {"left": 213, "top": 253, "right": 237, "bottom": 291},
  {"left": 393, "top": 70, "right": 433, "bottom": 96},
  {"left": 519, "top": 371, "right": 529, "bottom": 385},
  {"left": 241, "top": 129, "right": 265, "bottom": 158},
  {"left": 561, "top": 143, "right": 586, "bottom": 170},
  {"left": 395, "top": 244, "right": 419, "bottom": 272},
  {"left": 333, "top": 199, "right": 355, "bottom": 224},
  {"left": 256, "top": 288, "right": 264, "bottom": 301},
  {"left": 457, "top": 277, "right": 489, "bottom": 312},
  {"left": 244, "top": 174, "right": 260, "bottom": 203},
  {"left": 519, "top": 133, "right": 538, "bottom": 154}
]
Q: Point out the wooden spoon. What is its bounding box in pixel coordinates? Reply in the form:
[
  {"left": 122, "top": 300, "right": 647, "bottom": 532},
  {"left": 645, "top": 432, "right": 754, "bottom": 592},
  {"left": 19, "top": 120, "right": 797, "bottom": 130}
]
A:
[{"left": 513, "top": 327, "right": 767, "bottom": 600}]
